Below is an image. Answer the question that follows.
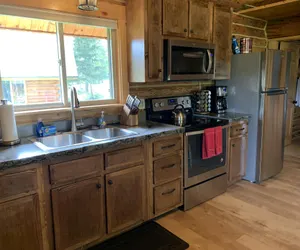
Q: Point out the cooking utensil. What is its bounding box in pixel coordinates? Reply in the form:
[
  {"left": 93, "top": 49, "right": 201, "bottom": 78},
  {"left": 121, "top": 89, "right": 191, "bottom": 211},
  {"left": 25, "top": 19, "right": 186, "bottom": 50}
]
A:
[
  {"left": 172, "top": 104, "right": 187, "bottom": 127},
  {"left": 126, "top": 95, "right": 135, "bottom": 109},
  {"left": 131, "top": 97, "right": 141, "bottom": 115}
]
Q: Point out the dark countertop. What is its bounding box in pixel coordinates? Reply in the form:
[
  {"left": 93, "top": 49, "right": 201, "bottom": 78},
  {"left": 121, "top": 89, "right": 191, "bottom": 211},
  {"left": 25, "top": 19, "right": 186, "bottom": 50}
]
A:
[
  {"left": 0, "top": 122, "right": 184, "bottom": 172},
  {"left": 194, "top": 112, "right": 251, "bottom": 122}
]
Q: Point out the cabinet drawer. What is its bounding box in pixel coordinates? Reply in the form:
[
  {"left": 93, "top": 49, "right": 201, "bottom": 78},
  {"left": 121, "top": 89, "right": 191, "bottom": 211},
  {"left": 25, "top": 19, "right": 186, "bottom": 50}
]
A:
[
  {"left": 153, "top": 137, "right": 182, "bottom": 157},
  {"left": 230, "top": 123, "right": 248, "bottom": 137},
  {"left": 105, "top": 146, "right": 144, "bottom": 170},
  {"left": 50, "top": 155, "right": 103, "bottom": 185},
  {"left": 0, "top": 170, "right": 37, "bottom": 200},
  {"left": 153, "top": 155, "right": 182, "bottom": 185},
  {"left": 154, "top": 179, "right": 181, "bottom": 215}
]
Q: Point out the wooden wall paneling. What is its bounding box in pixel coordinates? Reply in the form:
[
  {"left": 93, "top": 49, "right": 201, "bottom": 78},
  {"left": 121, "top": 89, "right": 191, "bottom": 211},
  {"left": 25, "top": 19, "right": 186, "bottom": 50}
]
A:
[
  {"left": 237, "top": 0, "right": 300, "bottom": 21},
  {"left": 130, "top": 81, "right": 214, "bottom": 99},
  {"left": 232, "top": 12, "right": 267, "bottom": 52},
  {"left": 232, "top": 13, "right": 266, "bottom": 29},
  {"left": 0, "top": 0, "right": 126, "bottom": 21},
  {"left": 267, "top": 16, "right": 300, "bottom": 40},
  {"left": 232, "top": 24, "right": 265, "bottom": 39}
]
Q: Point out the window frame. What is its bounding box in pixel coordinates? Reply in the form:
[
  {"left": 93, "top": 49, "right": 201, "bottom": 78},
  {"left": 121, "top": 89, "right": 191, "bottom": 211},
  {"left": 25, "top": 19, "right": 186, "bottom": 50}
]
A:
[{"left": 0, "top": 5, "right": 123, "bottom": 112}]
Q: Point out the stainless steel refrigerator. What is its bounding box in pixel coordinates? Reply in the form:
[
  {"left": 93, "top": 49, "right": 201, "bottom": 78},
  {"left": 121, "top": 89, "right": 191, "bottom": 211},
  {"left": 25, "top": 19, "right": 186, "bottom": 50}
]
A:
[{"left": 217, "top": 50, "right": 291, "bottom": 183}]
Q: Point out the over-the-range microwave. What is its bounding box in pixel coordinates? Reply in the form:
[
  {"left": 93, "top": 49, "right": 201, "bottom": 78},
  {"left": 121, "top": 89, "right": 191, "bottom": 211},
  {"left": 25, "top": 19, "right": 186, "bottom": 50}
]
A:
[{"left": 163, "top": 39, "right": 216, "bottom": 81}]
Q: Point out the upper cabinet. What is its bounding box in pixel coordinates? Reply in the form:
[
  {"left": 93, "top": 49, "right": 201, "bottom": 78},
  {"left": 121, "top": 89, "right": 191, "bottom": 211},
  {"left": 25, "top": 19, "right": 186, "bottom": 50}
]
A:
[
  {"left": 213, "top": 6, "right": 232, "bottom": 79},
  {"left": 127, "top": 0, "right": 232, "bottom": 83},
  {"left": 189, "top": 0, "right": 213, "bottom": 42},
  {"left": 163, "top": 0, "right": 189, "bottom": 38}
]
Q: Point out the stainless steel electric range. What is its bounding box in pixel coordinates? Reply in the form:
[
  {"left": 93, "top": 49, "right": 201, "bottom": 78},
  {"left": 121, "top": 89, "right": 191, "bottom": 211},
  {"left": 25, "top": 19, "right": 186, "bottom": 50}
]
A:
[{"left": 146, "top": 96, "right": 229, "bottom": 210}]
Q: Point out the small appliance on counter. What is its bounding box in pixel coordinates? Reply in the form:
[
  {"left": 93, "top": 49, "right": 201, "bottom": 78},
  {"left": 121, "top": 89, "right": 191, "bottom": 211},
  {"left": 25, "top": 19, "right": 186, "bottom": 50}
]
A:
[
  {"left": 146, "top": 96, "right": 229, "bottom": 211},
  {"left": 0, "top": 100, "right": 20, "bottom": 146},
  {"left": 209, "top": 86, "right": 228, "bottom": 114},
  {"left": 121, "top": 95, "right": 141, "bottom": 126}
]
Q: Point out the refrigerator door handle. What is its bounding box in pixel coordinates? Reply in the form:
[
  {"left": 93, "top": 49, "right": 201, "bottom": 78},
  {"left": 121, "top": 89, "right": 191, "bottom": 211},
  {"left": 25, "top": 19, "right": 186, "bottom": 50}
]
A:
[{"left": 262, "top": 89, "right": 287, "bottom": 95}]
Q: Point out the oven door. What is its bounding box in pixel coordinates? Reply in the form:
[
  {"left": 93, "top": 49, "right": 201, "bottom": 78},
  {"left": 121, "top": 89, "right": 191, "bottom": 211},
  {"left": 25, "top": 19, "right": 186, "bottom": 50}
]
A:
[
  {"left": 184, "top": 128, "right": 227, "bottom": 188},
  {"left": 164, "top": 39, "right": 215, "bottom": 81}
]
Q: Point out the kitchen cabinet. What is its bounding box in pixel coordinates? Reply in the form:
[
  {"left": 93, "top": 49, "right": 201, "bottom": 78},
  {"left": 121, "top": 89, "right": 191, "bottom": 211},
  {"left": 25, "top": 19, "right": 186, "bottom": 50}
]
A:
[
  {"left": 52, "top": 178, "right": 105, "bottom": 250},
  {"left": 189, "top": 0, "right": 213, "bottom": 41},
  {"left": 213, "top": 6, "right": 232, "bottom": 79},
  {"left": 106, "top": 165, "right": 145, "bottom": 234},
  {"left": 127, "top": 0, "right": 163, "bottom": 82},
  {"left": 162, "top": 0, "right": 189, "bottom": 38},
  {"left": 0, "top": 194, "right": 43, "bottom": 250},
  {"left": 228, "top": 122, "right": 248, "bottom": 185},
  {"left": 228, "top": 136, "right": 247, "bottom": 184}
]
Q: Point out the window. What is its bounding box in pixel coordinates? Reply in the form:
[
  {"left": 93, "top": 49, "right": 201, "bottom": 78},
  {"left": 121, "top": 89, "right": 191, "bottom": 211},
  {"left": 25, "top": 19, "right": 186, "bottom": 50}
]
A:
[{"left": 0, "top": 13, "right": 117, "bottom": 110}]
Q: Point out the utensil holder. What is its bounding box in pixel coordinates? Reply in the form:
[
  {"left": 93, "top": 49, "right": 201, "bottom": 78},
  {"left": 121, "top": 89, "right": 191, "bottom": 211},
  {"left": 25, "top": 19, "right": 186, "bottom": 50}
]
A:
[{"left": 120, "top": 110, "right": 139, "bottom": 126}]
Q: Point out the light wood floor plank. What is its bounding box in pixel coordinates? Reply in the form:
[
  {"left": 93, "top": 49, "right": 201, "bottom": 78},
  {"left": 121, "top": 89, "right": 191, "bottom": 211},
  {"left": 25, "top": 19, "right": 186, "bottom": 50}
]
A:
[{"left": 157, "top": 141, "right": 300, "bottom": 249}]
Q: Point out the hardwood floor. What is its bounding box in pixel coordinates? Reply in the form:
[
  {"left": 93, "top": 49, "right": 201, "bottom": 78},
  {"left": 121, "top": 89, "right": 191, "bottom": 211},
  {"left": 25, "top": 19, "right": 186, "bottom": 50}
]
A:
[{"left": 157, "top": 141, "right": 300, "bottom": 250}]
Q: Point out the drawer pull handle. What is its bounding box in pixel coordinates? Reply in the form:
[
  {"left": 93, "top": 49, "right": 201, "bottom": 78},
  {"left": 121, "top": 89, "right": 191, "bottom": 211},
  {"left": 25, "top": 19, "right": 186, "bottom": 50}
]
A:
[
  {"left": 96, "top": 184, "right": 102, "bottom": 189},
  {"left": 162, "top": 164, "right": 176, "bottom": 169},
  {"left": 108, "top": 180, "right": 113, "bottom": 185},
  {"left": 162, "top": 188, "right": 176, "bottom": 196},
  {"left": 161, "top": 144, "right": 176, "bottom": 150}
]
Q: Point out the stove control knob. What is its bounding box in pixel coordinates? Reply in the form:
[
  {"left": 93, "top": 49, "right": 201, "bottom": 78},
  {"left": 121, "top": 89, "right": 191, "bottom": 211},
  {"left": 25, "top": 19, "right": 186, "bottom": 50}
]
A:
[
  {"left": 186, "top": 100, "right": 189, "bottom": 104},
  {"left": 159, "top": 102, "right": 164, "bottom": 107},
  {"left": 154, "top": 103, "right": 159, "bottom": 108},
  {"left": 182, "top": 100, "right": 185, "bottom": 105}
]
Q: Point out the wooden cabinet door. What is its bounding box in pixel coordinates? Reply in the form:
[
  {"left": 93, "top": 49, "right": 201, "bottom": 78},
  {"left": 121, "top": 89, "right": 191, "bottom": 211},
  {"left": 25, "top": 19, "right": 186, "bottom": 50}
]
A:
[
  {"left": 163, "top": 0, "right": 189, "bottom": 37},
  {"left": 228, "top": 136, "right": 248, "bottom": 185},
  {"left": 106, "top": 165, "right": 145, "bottom": 234},
  {"left": 189, "top": 0, "right": 213, "bottom": 41},
  {"left": 147, "top": 0, "right": 163, "bottom": 81},
  {"left": 213, "top": 6, "right": 232, "bottom": 79},
  {"left": 0, "top": 195, "right": 43, "bottom": 250},
  {"left": 52, "top": 178, "right": 105, "bottom": 250}
]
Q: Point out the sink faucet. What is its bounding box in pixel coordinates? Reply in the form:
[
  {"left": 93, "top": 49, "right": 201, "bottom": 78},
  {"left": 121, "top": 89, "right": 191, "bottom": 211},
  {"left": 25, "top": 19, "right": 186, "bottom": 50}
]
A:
[{"left": 70, "top": 87, "right": 83, "bottom": 132}]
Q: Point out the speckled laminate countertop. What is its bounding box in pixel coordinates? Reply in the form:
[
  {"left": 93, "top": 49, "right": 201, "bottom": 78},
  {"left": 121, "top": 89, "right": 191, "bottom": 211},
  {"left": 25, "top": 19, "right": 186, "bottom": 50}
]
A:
[
  {"left": 0, "top": 122, "right": 184, "bottom": 172},
  {"left": 194, "top": 112, "right": 251, "bottom": 122}
]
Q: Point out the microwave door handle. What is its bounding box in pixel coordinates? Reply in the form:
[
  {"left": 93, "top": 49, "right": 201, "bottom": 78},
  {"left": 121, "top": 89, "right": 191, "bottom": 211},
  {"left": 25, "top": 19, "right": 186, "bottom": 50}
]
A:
[{"left": 206, "top": 49, "right": 213, "bottom": 73}]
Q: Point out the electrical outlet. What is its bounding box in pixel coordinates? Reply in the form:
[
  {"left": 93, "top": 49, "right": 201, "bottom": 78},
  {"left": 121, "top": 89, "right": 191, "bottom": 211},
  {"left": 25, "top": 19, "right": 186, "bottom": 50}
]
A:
[{"left": 139, "top": 98, "right": 146, "bottom": 110}]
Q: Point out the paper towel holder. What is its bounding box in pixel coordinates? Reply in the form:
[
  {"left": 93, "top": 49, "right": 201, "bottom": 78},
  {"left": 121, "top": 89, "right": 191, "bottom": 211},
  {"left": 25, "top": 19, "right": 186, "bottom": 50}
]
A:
[{"left": 0, "top": 99, "right": 21, "bottom": 146}]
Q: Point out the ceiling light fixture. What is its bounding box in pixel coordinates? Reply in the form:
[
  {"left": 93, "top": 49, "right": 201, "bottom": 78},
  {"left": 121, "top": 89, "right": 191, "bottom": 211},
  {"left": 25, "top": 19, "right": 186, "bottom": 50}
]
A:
[{"left": 78, "top": 0, "right": 98, "bottom": 11}]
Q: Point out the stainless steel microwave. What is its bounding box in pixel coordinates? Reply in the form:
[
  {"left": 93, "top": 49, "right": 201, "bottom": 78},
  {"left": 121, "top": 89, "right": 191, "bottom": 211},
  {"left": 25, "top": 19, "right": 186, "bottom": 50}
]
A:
[{"left": 163, "top": 39, "right": 216, "bottom": 81}]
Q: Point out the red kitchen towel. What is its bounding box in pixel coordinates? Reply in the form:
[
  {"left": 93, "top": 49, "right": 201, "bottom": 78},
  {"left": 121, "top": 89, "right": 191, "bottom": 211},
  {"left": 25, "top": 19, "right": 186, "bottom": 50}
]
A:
[
  {"left": 202, "top": 128, "right": 216, "bottom": 159},
  {"left": 215, "top": 126, "right": 223, "bottom": 155}
]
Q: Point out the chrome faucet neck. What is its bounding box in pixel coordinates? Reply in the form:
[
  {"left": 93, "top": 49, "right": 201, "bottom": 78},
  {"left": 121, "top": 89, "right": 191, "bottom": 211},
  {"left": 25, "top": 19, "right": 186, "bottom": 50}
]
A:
[{"left": 71, "top": 87, "right": 81, "bottom": 132}]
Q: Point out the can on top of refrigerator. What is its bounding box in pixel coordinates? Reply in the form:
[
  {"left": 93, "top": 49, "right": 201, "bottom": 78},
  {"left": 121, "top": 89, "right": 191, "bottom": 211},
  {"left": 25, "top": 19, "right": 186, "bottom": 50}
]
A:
[{"left": 240, "top": 37, "right": 253, "bottom": 54}]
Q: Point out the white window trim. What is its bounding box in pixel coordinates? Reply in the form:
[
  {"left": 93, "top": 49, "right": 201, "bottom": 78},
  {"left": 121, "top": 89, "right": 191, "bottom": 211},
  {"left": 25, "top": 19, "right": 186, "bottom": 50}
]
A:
[{"left": 0, "top": 6, "right": 120, "bottom": 112}]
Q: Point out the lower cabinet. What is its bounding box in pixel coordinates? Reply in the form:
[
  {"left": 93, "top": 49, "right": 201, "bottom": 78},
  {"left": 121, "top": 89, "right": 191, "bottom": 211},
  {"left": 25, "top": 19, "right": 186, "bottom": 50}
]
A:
[
  {"left": 0, "top": 194, "right": 43, "bottom": 250},
  {"left": 52, "top": 177, "right": 105, "bottom": 250},
  {"left": 106, "top": 165, "right": 145, "bottom": 234},
  {"left": 228, "top": 136, "right": 248, "bottom": 185}
]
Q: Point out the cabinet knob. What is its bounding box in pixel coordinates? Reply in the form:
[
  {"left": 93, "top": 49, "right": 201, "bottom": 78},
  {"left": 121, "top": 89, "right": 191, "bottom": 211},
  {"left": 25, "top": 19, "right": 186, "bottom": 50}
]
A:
[
  {"left": 108, "top": 180, "right": 113, "bottom": 185},
  {"left": 232, "top": 144, "right": 235, "bottom": 147},
  {"left": 158, "top": 69, "right": 162, "bottom": 73},
  {"left": 96, "top": 183, "right": 102, "bottom": 189},
  {"left": 190, "top": 29, "right": 194, "bottom": 34},
  {"left": 184, "top": 29, "right": 188, "bottom": 32},
  {"left": 293, "top": 100, "right": 298, "bottom": 104}
]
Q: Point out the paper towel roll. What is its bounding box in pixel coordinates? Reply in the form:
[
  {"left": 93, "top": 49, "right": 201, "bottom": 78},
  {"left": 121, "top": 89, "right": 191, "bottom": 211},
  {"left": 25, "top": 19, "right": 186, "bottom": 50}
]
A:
[{"left": 0, "top": 100, "right": 19, "bottom": 143}]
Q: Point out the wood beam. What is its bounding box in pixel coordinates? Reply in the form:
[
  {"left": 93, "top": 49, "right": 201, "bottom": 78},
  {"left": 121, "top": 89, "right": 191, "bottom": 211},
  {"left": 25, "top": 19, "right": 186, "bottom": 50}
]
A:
[{"left": 267, "top": 16, "right": 300, "bottom": 39}]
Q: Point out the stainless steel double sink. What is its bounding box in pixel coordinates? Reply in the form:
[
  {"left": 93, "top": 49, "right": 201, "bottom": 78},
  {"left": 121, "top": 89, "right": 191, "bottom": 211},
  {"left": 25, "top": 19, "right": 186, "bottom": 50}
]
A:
[{"left": 34, "top": 128, "right": 138, "bottom": 151}]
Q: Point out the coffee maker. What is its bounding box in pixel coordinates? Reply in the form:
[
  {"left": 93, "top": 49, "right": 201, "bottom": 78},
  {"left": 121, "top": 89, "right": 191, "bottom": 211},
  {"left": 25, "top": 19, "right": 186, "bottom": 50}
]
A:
[{"left": 209, "top": 86, "right": 228, "bottom": 114}]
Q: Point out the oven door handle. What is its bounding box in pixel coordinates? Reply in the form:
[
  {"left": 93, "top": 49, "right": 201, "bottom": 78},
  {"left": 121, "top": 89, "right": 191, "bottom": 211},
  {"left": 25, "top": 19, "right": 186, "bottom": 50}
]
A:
[{"left": 185, "top": 130, "right": 204, "bottom": 136}]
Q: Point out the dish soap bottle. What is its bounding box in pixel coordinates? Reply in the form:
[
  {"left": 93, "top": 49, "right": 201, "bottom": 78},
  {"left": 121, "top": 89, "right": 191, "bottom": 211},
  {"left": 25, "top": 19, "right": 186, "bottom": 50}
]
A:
[
  {"left": 36, "top": 118, "right": 45, "bottom": 137},
  {"left": 98, "top": 111, "right": 106, "bottom": 129}
]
